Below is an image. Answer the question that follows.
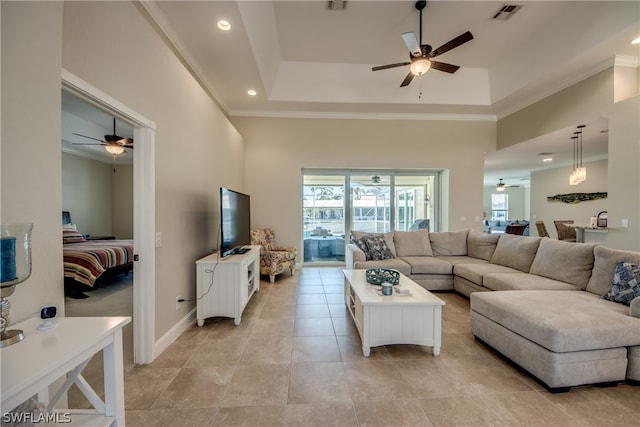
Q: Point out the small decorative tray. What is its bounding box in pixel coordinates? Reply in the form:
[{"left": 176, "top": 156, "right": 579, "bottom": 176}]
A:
[{"left": 365, "top": 268, "right": 400, "bottom": 285}]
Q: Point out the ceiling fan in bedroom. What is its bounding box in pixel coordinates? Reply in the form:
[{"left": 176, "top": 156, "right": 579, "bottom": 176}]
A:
[
  {"left": 72, "top": 118, "right": 133, "bottom": 155},
  {"left": 372, "top": 0, "right": 474, "bottom": 87}
]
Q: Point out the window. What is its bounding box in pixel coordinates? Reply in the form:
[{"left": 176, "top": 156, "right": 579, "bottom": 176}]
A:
[
  {"left": 491, "top": 193, "right": 508, "bottom": 221},
  {"left": 303, "top": 170, "right": 439, "bottom": 264}
]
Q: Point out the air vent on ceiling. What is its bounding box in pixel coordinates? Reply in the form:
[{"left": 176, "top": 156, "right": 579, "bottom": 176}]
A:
[
  {"left": 491, "top": 4, "right": 522, "bottom": 20},
  {"left": 327, "top": 0, "right": 347, "bottom": 10}
]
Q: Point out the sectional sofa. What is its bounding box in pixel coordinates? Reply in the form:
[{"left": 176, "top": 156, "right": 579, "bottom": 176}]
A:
[{"left": 345, "top": 229, "right": 640, "bottom": 391}]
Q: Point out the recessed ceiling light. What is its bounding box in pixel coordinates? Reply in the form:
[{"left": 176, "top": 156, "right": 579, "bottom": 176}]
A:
[
  {"left": 247, "top": 89, "right": 257, "bottom": 96},
  {"left": 632, "top": 37, "right": 640, "bottom": 45},
  {"left": 217, "top": 20, "right": 231, "bottom": 31}
]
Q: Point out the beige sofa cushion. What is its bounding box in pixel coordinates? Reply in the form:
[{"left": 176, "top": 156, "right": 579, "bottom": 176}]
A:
[
  {"left": 587, "top": 245, "right": 640, "bottom": 296},
  {"left": 401, "top": 256, "right": 453, "bottom": 275},
  {"left": 467, "top": 230, "right": 500, "bottom": 261},
  {"left": 631, "top": 296, "right": 640, "bottom": 318},
  {"left": 471, "top": 290, "right": 640, "bottom": 353},
  {"left": 454, "top": 263, "right": 522, "bottom": 286},
  {"left": 352, "top": 258, "right": 411, "bottom": 276},
  {"left": 429, "top": 229, "right": 468, "bottom": 256},
  {"left": 351, "top": 231, "right": 397, "bottom": 257},
  {"left": 436, "top": 255, "right": 489, "bottom": 266},
  {"left": 490, "top": 234, "right": 541, "bottom": 273},
  {"left": 529, "top": 238, "right": 596, "bottom": 289},
  {"left": 483, "top": 272, "right": 582, "bottom": 292},
  {"left": 393, "top": 230, "right": 433, "bottom": 257}
]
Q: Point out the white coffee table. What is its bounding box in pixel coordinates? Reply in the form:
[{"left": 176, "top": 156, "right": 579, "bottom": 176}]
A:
[{"left": 343, "top": 269, "right": 445, "bottom": 357}]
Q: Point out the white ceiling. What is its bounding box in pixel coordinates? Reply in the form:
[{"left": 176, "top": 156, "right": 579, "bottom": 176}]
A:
[
  {"left": 62, "top": 1, "right": 639, "bottom": 181},
  {"left": 61, "top": 91, "right": 134, "bottom": 164}
]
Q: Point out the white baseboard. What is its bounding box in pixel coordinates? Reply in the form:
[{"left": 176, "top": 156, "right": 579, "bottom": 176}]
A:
[{"left": 153, "top": 307, "right": 196, "bottom": 360}]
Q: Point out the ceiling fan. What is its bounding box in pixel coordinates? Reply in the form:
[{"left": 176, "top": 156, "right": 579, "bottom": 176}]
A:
[
  {"left": 72, "top": 118, "right": 133, "bottom": 155},
  {"left": 372, "top": 0, "right": 473, "bottom": 87},
  {"left": 496, "top": 179, "right": 520, "bottom": 192}
]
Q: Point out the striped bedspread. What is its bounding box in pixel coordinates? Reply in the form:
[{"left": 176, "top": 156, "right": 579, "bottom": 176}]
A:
[{"left": 63, "top": 240, "right": 134, "bottom": 287}]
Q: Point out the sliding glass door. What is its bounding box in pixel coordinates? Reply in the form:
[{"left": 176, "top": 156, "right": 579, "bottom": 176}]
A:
[
  {"left": 303, "top": 174, "right": 346, "bottom": 263},
  {"left": 350, "top": 174, "right": 391, "bottom": 234},
  {"left": 303, "top": 170, "right": 439, "bottom": 264}
]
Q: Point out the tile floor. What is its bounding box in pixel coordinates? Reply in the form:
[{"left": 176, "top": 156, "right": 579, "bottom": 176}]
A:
[{"left": 123, "top": 268, "right": 640, "bottom": 426}]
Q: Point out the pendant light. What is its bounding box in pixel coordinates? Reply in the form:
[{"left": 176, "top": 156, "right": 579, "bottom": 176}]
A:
[{"left": 569, "top": 125, "right": 586, "bottom": 185}]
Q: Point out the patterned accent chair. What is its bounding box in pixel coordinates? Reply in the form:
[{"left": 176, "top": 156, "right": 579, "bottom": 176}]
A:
[{"left": 250, "top": 229, "right": 296, "bottom": 283}]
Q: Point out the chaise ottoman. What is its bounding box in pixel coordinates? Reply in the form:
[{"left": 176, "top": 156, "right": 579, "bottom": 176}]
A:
[{"left": 470, "top": 290, "right": 640, "bottom": 391}]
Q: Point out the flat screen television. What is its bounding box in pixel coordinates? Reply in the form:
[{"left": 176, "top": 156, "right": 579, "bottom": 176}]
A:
[{"left": 219, "top": 187, "right": 251, "bottom": 257}]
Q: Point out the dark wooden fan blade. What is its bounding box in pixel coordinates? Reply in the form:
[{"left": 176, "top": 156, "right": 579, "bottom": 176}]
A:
[
  {"left": 372, "top": 62, "right": 410, "bottom": 71},
  {"left": 431, "top": 61, "right": 460, "bottom": 73},
  {"left": 72, "top": 132, "right": 105, "bottom": 143},
  {"left": 430, "top": 31, "right": 473, "bottom": 58},
  {"left": 400, "top": 72, "right": 415, "bottom": 87}
]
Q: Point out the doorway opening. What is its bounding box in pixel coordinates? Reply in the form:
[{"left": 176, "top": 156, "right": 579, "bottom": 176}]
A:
[{"left": 62, "top": 69, "right": 156, "bottom": 366}]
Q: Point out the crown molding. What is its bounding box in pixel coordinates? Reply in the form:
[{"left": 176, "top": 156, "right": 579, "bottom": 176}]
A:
[{"left": 229, "top": 109, "right": 497, "bottom": 122}]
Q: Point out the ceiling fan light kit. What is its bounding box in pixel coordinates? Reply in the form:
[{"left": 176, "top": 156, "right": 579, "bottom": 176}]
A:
[
  {"left": 104, "top": 144, "right": 125, "bottom": 155},
  {"left": 496, "top": 179, "right": 506, "bottom": 192},
  {"left": 72, "top": 117, "right": 133, "bottom": 156},
  {"left": 372, "top": 1, "right": 473, "bottom": 87}
]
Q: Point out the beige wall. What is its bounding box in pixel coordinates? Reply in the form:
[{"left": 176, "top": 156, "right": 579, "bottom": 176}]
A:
[
  {"left": 530, "top": 159, "right": 608, "bottom": 239},
  {"left": 1, "top": 2, "right": 65, "bottom": 318},
  {"left": 2, "top": 1, "right": 246, "bottom": 341},
  {"left": 61, "top": 153, "right": 113, "bottom": 236},
  {"left": 62, "top": 1, "right": 246, "bottom": 339},
  {"left": 482, "top": 186, "right": 528, "bottom": 222},
  {"left": 499, "top": 68, "right": 640, "bottom": 250},
  {"left": 232, "top": 116, "right": 496, "bottom": 254},
  {"left": 112, "top": 164, "right": 133, "bottom": 239},
  {"left": 497, "top": 70, "right": 614, "bottom": 150},
  {"left": 61, "top": 153, "right": 133, "bottom": 239}
]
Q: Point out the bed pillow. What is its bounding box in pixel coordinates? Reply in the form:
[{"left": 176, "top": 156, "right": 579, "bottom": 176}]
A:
[{"left": 63, "top": 229, "right": 85, "bottom": 244}]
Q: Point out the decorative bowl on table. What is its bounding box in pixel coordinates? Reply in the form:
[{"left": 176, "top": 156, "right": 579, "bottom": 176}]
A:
[{"left": 365, "top": 268, "right": 400, "bottom": 285}]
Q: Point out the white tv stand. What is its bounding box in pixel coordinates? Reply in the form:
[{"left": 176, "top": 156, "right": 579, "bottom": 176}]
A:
[{"left": 195, "top": 246, "right": 260, "bottom": 326}]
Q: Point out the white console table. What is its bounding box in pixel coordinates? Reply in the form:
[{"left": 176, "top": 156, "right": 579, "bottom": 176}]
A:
[
  {"left": 196, "top": 246, "right": 260, "bottom": 326},
  {"left": 1, "top": 316, "right": 130, "bottom": 426}
]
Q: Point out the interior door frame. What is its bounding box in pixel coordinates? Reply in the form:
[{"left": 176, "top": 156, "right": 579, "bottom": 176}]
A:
[{"left": 62, "top": 69, "right": 156, "bottom": 364}]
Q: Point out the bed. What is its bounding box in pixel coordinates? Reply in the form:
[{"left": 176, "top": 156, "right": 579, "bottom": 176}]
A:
[{"left": 62, "top": 211, "right": 134, "bottom": 298}]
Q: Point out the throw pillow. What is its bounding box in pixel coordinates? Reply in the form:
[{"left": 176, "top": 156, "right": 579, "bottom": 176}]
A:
[
  {"left": 363, "top": 234, "right": 395, "bottom": 261},
  {"left": 602, "top": 261, "right": 640, "bottom": 305},
  {"left": 353, "top": 237, "right": 371, "bottom": 261},
  {"left": 63, "top": 229, "right": 85, "bottom": 244},
  {"left": 351, "top": 231, "right": 397, "bottom": 256}
]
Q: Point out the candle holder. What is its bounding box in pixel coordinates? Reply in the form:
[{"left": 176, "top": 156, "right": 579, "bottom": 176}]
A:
[{"left": 1, "top": 223, "right": 33, "bottom": 347}]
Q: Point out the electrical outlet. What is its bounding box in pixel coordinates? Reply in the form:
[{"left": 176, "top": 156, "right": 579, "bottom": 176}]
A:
[
  {"left": 176, "top": 296, "right": 182, "bottom": 310},
  {"left": 621, "top": 218, "right": 629, "bottom": 228}
]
